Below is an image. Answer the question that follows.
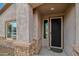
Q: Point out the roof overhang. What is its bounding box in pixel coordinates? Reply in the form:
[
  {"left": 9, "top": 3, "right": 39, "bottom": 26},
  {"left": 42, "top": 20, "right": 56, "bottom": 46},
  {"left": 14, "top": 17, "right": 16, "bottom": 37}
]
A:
[
  {"left": 30, "top": 3, "right": 44, "bottom": 9},
  {"left": 0, "top": 3, "right": 12, "bottom": 14}
]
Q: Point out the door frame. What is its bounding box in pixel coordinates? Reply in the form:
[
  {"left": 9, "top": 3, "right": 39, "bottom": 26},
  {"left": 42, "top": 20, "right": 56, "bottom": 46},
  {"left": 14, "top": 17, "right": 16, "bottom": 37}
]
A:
[{"left": 49, "top": 16, "right": 64, "bottom": 49}]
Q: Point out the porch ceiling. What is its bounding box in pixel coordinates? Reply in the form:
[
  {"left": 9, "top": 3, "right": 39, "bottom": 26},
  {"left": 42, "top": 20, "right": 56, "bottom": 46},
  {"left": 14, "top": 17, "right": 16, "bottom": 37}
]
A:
[{"left": 34, "top": 3, "right": 71, "bottom": 16}]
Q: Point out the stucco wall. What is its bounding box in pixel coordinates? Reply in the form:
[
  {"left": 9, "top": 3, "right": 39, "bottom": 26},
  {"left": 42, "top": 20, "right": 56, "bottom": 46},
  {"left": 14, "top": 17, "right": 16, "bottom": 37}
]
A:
[
  {"left": 16, "top": 3, "right": 34, "bottom": 43},
  {"left": 75, "top": 3, "right": 79, "bottom": 46},
  {"left": 33, "top": 10, "right": 42, "bottom": 40},
  {"left": 64, "top": 4, "right": 76, "bottom": 55},
  {"left": 0, "top": 4, "right": 16, "bottom": 37},
  {"left": 0, "top": 3, "right": 34, "bottom": 43}
]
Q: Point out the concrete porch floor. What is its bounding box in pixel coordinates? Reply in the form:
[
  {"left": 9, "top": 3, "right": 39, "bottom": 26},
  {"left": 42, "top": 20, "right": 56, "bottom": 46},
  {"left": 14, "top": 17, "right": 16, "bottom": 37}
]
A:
[{"left": 34, "top": 47, "right": 67, "bottom": 56}]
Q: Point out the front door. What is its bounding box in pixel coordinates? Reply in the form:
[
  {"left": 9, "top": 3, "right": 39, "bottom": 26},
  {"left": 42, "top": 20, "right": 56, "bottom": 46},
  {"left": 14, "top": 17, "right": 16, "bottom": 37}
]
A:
[{"left": 50, "top": 17, "right": 63, "bottom": 49}]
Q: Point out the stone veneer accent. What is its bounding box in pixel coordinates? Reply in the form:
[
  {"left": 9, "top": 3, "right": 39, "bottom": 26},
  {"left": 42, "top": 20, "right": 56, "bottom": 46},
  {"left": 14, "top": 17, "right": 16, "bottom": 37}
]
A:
[
  {"left": 0, "top": 37, "right": 42, "bottom": 56},
  {"left": 14, "top": 39, "right": 42, "bottom": 56},
  {"left": 13, "top": 41, "right": 30, "bottom": 56}
]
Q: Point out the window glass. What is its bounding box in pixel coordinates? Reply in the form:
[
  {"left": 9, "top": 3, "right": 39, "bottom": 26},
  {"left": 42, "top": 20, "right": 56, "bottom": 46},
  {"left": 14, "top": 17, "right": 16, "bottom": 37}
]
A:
[
  {"left": 6, "top": 20, "right": 16, "bottom": 39},
  {"left": 44, "top": 20, "right": 48, "bottom": 39}
]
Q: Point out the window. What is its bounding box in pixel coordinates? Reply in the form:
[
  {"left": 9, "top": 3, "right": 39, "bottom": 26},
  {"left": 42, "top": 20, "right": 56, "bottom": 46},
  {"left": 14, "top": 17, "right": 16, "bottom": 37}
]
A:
[
  {"left": 6, "top": 20, "right": 16, "bottom": 39},
  {"left": 44, "top": 20, "right": 48, "bottom": 39}
]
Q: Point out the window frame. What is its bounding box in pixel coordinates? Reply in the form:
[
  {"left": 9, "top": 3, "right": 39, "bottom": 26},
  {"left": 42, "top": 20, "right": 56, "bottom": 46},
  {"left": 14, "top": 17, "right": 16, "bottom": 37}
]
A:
[{"left": 5, "top": 20, "right": 16, "bottom": 39}]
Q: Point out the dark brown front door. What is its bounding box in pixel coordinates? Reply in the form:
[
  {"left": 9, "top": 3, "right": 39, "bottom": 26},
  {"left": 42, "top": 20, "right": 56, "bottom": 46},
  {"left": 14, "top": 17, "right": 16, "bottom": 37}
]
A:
[{"left": 50, "top": 17, "right": 63, "bottom": 49}]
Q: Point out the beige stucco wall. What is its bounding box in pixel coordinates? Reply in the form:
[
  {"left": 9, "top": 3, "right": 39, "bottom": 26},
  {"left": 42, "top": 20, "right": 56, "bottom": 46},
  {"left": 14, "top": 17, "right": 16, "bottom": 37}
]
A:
[
  {"left": 16, "top": 3, "right": 34, "bottom": 43},
  {"left": 0, "top": 3, "right": 34, "bottom": 43},
  {"left": 64, "top": 4, "right": 76, "bottom": 55},
  {"left": 33, "top": 10, "right": 42, "bottom": 40},
  {"left": 75, "top": 3, "right": 79, "bottom": 46},
  {"left": 0, "top": 4, "right": 16, "bottom": 37}
]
